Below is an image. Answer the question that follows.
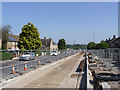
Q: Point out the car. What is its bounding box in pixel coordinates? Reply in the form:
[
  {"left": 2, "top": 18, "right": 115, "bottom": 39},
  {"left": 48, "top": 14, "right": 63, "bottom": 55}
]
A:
[
  {"left": 19, "top": 52, "right": 35, "bottom": 61},
  {"left": 50, "top": 51, "right": 58, "bottom": 56}
]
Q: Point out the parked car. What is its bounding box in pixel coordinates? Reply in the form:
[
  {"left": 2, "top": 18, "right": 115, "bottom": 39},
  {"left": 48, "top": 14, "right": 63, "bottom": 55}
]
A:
[
  {"left": 19, "top": 52, "right": 35, "bottom": 61},
  {"left": 50, "top": 51, "right": 58, "bottom": 56}
]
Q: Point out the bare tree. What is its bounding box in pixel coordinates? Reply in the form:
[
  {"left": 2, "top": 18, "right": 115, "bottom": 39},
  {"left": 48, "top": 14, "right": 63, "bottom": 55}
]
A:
[{"left": 2, "top": 25, "right": 12, "bottom": 41}]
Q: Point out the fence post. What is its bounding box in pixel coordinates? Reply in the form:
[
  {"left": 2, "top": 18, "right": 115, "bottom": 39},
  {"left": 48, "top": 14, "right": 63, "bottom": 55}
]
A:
[{"left": 119, "top": 49, "right": 120, "bottom": 67}]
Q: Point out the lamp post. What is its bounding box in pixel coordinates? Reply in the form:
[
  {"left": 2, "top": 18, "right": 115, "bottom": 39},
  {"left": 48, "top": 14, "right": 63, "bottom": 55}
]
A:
[{"left": 46, "top": 38, "right": 47, "bottom": 55}]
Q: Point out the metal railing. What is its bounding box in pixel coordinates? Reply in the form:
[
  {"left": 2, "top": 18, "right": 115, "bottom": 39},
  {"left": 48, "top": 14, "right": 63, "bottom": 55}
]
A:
[{"left": 88, "top": 48, "right": 120, "bottom": 67}]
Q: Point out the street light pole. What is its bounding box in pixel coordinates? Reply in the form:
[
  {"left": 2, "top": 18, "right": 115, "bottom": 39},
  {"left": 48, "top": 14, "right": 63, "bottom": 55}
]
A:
[{"left": 46, "top": 38, "right": 47, "bottom": 55}]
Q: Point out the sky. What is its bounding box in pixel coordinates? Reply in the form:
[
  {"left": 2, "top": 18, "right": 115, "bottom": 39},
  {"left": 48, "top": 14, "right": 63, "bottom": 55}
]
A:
[{"left": 2, "top": 2, "right": 118, "bottom": 44}]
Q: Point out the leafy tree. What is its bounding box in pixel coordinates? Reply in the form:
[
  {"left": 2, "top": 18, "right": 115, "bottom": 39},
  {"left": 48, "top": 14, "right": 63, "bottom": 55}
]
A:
[
  {"left": 58, "top": 39, "right": 67, "bottom": 50},
  {"left": 95, "top": 43, "right": 101, "bottom": 49},
  {"left": 67, "top": 44, "right": 87, "bottom": 49},
  {"left": 18, "top": 22, "right": 42, "bottom": 50},
  {"left": 2, "top": 44, "right": 6, "bottom": 50},
  {"left": 87, "top": 42, "right": 96, "bottom": 50},
  {"left": 96, "top": 42, "right": 109, "bottom": 49},
  {"left": 73, "top": 44, "right": 80, "bottom": 50}
]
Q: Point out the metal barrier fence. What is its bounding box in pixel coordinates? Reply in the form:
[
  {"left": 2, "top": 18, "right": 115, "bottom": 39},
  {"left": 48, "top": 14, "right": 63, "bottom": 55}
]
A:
[{"left": 88, "top": 48, "right": 120, "bottom": 67}]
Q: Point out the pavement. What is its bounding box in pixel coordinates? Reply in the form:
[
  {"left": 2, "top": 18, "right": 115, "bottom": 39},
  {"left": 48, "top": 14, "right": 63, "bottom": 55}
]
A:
[{"left": 1, "top": 52, "right": 83, "bottom": 89}]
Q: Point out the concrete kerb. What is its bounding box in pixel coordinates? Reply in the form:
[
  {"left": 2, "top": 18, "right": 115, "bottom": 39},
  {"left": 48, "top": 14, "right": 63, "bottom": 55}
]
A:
[
  {"left": 1, "top": 52, "right": 80, "bottom": 89},
  {"left": 76, "top": 55, "right": 85, "bottom": 89},
  {"left": 87, "top": 56, "right": 93, "bottom": 89}
]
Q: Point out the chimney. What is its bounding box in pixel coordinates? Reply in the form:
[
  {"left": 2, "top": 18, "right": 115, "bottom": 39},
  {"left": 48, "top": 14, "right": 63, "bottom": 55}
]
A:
[
  {"left": 44, "top": 37, "right": 46, "bottom": 39},
  {"left": 109, "top": 38, "right": 110, "bottom": 41},
  {"left": 106, "top": 39, "right": 107, "bottom": 41},
  {"left": 113, "top": 35, "right": 116, "bottom": 39}
]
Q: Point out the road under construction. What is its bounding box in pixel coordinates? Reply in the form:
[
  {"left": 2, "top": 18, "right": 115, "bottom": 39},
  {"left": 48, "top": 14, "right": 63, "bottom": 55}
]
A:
[{"left": 1, "top": 51, "right": 88, "bottom": 89}]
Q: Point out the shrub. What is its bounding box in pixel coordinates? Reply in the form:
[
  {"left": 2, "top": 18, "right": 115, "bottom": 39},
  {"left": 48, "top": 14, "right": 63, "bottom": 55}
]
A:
[
  {"left": 33, "top": 50, "right": 41, "bottom": 56},
  {"left": 1, "top": 52, "right": 14, "bottom": 60}
]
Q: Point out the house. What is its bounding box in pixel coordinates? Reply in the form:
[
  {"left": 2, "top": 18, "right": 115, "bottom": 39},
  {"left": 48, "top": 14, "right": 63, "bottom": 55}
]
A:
[
  {"left": 41, "top": 37, "right": 58, "bottom": 51},
  {"left": 5, "top": 34, "right": 19, "bottom": 50},
  {"left": 109, "top": 37, "right": 120, "bottom": 48},
  {"left": 105, "top": 35, "right": 120, "bottom": 48}
]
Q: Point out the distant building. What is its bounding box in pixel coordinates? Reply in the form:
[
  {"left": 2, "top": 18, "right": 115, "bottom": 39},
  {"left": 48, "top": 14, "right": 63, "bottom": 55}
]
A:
[
  {"left": 41, "top": 37, "right": 58, "bottom": 51},
  {"left": 105, "top": 35, "right": 120, "bottom": 48},
  {"left": 5, "top": 34, "right": 19, "bottom": 50}
]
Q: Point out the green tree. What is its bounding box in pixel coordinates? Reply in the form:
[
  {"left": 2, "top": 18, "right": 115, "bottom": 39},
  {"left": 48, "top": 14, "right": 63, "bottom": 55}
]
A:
[
  {"left": 18, "top": 22, "right": 42, "bottom": 50},
  {"left": 87, "top": 42, "right": 96, "bottom": 50},
  {"left": 58, "top": 39, "right": 67, "bottom": 50},
  {"left": 96, "top": 42, "right": 109, "bottom": 49},
  {"left": 95, "top": 43, "right": 101, "bottom": 49}
]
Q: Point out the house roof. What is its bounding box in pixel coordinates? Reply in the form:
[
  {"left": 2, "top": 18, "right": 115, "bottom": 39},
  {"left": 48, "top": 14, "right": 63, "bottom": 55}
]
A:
[
  {"left": 8, "top": 34, "right": 19, "bottom": 42},
  {"left": 109, "top": 38, "right": 117, "bottom": 44},
  {"left": 41, "top": 38, "right": 57, "bottom": 45},
  {"left": 41, "top": 38, "right": 52, "bottom": 45},
  {"left": 110, "top": 37, "right": 120, "bottom": 44}
]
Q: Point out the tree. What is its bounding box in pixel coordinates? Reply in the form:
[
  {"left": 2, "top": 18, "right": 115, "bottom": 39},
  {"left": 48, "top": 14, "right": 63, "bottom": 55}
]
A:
[
  {"left": 96, "top": 42, "right": 109, "bottom": 49},
  {"left": 2, "top": 25, "right": 12, "bottom": 42},
  {"left": 17, "top": 22, "right": 42, "bottom": 50},
  {"left": 1, "top": 25, "right": 12, "bottom": 50},
  {"left": 58, "top": 39, "right": 67, "bottom": 50},
  {"left": 95, "top": 43, "right": 101, "bottom": 49},
  {"left": 73, "top": 44, "right": 80, "bottom": 50},
  {"left": 87, "top": 42, "right": 96, "bottom": 50}
]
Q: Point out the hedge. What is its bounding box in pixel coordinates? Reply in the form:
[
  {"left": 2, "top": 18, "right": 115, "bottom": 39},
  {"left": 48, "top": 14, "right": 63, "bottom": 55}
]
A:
[
  {"left": 1, "top": 52, "right": 14, "bottom": 60},
  {"left": 33, "top": 50, "right": 41, "bottom": 56}
]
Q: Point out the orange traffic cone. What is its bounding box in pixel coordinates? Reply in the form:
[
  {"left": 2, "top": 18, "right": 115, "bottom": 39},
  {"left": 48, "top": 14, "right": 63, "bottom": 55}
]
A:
[
  {"left": 38, "top": 59, "right": 40, "bottom": 65},
  {"left": 24, "top": 62, "right": 27, "bottom": 70},
  {"left": 12, "top": 65, "right": 15, "bottom": 74}
]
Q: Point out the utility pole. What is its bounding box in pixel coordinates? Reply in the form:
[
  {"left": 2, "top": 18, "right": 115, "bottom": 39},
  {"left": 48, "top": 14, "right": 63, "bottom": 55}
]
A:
[
  {"left": 74, "top": 40, "right": 75, "bottom": 45},
  {"left": 46, "top": 37, "right": 47, "bottom": 55}
]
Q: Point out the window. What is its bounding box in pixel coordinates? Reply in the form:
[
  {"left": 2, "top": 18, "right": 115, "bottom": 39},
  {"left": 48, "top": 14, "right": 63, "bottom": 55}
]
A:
[
  {"left": 8, "top": 48, "right": 11, "bottom": 50},
  {"left": 12, "top": 42, "right": 15, "bottom": 45},
  {"left": 9, "top": 42, "right": 10, "bottom": 45},
  {"left": 42, "top": 45, "right": 45, "bottom": 47},
  {"left": 12, "top": 47, "right": 15, "bottom": 50},
  {"left": 16, "top": 42, "right": 18, "bottom": 45}
]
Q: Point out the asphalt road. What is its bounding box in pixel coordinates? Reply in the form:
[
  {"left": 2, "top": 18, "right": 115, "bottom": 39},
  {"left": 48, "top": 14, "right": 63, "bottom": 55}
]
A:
[{"left": 0, "top": 50, "right": 80, "bottom": 81}]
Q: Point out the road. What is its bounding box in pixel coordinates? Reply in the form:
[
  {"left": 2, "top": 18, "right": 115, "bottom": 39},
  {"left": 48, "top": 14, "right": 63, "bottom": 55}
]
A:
[
  {"left": 0, "top": 50, "right": 79, "bottom": 81},
  {"left": 2, "top": 52, "right": 83, "bottom": 88}
]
